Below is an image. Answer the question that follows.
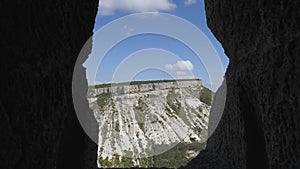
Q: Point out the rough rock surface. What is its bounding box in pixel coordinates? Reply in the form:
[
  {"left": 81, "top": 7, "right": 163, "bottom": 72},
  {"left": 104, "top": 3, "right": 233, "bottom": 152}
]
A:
[
  {"left": 185, "top": 0, "right": 300, "bottom": 168},
  {"left": 92, "top": 80, "right": 202, "bottom": 95},
  {"left": 1, "top": 0, "right": 299, "bottom": 169},
  {"left": 0, "top": 1, "right": 98, "bottom": 169}
]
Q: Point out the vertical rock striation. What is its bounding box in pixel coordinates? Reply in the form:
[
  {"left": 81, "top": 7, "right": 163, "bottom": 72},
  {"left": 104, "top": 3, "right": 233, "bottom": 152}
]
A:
[{"left": 90, "top": 82, "right": 209, "bottom": 168}]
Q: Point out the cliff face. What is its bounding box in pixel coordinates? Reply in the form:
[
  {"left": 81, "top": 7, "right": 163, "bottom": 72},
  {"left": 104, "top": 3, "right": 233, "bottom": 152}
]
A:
[
  {"left": 185, "top": 0, "right": 300, "bottom": 168},
  {"left": 90, "top": 82, "right": 209, "bottom": 168},
  {"left": 92, "top": 80, "right": 202, "bottom": 95}
]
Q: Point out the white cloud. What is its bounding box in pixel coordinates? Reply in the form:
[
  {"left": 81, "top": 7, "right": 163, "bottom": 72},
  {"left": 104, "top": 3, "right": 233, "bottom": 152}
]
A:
[
  {"left": 165, "top": 60, "right": 194, "bottom": 79},
  {"left": 99, "top": 0, "right": 176, "bottom": 16},
  {"left": 184, "top": 0, "right": 197, "bottom": 5},
  {"left": 164, "top": 60, "right": 194, "bottom": 71}
]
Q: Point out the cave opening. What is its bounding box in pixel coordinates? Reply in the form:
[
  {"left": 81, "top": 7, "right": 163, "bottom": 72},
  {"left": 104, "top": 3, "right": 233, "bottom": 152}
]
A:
[
  {"left": 3, "top": 0, "right": 298, "bottom": 169},
  {"left": 74, "top": 0, "right": 229, "bottom": 168}
]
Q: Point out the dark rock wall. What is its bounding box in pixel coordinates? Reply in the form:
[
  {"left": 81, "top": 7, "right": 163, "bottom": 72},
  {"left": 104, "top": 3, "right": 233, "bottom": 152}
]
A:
[
  {"left": 1, "top": 0, "right": 299, "bottom": 169},
  {"left": 186, "top": 0, "right": 300, "bottom": 168},
  {"left": 0, "top": 1, "right": 98, "bottom": 169}
]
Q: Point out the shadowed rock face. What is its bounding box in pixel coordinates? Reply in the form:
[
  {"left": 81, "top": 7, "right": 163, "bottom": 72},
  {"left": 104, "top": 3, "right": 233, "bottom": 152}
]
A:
[
  {"left": 1, "top": 0, "right": 299, "bottom": 169},
  {"left": 185, "top": 0, "right": 300, "bottom": 168},
  {"left": 0, "top": 1, "right": 98, "bottom": 169}
]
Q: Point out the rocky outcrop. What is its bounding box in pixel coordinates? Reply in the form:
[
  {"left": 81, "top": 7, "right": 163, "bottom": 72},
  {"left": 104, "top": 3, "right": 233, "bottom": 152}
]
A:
[{"left": 184, "top": 0, "right": 300, "bottom": 168}]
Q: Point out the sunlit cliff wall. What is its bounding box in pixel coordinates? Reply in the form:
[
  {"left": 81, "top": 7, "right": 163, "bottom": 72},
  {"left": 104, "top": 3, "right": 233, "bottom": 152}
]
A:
[{"left": 93, "top": 80, "right": 202, "bottom": 95}]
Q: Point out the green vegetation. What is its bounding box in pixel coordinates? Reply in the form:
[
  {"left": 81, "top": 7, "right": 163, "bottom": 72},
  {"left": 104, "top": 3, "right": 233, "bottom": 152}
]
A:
[
  {"left": 166, "top": 89, "right": 181, "bottom": 115},
  {"left": 135, "top": 106, "right": 146, "bottom": 132},
  {"left": 164, "top": 106, "right": 174, "bottom": 118},
  {"left": 98, "top": 141, "right": 206, "bottom": 168},
  {"left": 98, "top": 154, "right": 134, "bottom": 168},
  {"left": 193, "top": 126, "right": 203, "bottom": 135},
  {"left": 98, "top": 156, "right": 113, "bottom": 168},
  {"left": 139, "top": 157, "right": 155, "bottom": 167},
  {"left": 170, "top": 103, "right": 181, "bottom": 115},
  {"left": 153, "top": 142, "right": 206, "bottom": 168},
  {"left": 115, "top": 123, "right": 120, "bottom": 132},
  {"left": 137, "top": 122, "right": 145, "bottom": 132},
  {"left": 178, "top": 109, "right": 192, "bottom": 126},
  {"left": 134, "top": 101, "right": 147, "bottom": 132},
  {"left": 121, "top": 157, "right": 134, "bottom": 168},
  {"left": 200, "top": 86, "right": 214, "bottom": 106},
  {"left": 134, "top": 98, "right": 145, "bottom": 111},
  {"left": 134, "top": 109, "right": 144, "bottom": 121},
  {"left": 96, "top": 92, "right": 112, "bottom": 108}
]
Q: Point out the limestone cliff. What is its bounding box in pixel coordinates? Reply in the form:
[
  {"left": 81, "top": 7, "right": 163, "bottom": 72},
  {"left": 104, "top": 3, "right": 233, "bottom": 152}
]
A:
[
  {"left": 88, "top": 80, "right": 210, "bottom": 168},
  {"left": 92, "top": 79, "right": 202, "bottom": 95}
]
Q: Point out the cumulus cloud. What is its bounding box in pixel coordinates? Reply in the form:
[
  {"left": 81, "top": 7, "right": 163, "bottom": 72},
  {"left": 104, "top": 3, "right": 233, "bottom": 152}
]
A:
[
  {"left": 184, "top": 0, "right": 197, "bottom": 5},
  {"left": 165, "top": 60, "right": 194, "bottom": 79},
  {"left": 164, "top": 60, "right": 194, "bottom": 71},
  {"left": 99, "top": 0, "right": 176, "bottom": 16}
]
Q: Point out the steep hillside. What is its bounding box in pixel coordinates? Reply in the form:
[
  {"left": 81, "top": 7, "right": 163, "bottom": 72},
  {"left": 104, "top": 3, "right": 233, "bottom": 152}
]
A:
[{"left": 88, "top": 80, "right": 212, "bottom": 168}]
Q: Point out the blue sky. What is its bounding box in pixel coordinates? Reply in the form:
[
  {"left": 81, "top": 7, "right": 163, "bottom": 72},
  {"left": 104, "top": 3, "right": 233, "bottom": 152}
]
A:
[{"left": 84, "top": 0, "right": 229, "bottom": 91}]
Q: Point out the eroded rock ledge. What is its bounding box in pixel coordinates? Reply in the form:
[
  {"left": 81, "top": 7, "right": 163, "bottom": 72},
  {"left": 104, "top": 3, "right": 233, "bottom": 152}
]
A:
[{"left": 92, "top": 79, "right": 202, "bottom": 95}]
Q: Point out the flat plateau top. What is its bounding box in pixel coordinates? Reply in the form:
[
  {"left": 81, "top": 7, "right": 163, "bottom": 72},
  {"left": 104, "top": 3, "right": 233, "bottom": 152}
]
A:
[{"left": 90, "top": 79, "right": 202, "bottom": 89}]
